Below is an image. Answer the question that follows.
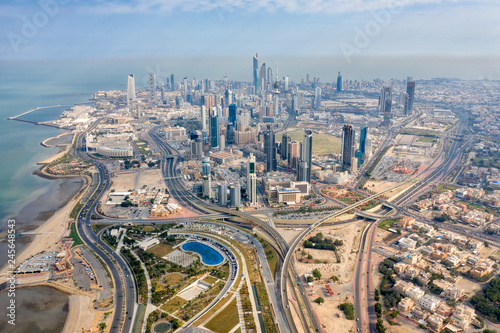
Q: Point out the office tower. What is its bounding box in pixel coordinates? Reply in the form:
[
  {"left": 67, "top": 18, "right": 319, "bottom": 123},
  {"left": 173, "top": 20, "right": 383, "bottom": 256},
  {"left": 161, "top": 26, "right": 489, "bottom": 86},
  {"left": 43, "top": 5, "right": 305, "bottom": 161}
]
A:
[
  {"left": 220, "top": 134, "right": 225, "bottom": 151},
  {"left": 260, "top": 63, "right": 266, "bottom": 91},
  {"left": 297, "top": 130, "right": 313, "bottom": 183},
  {"left": 406, "top": 81, "right": 416, "bottom": 115},
  {"left": 170, "top": 74, "right": 175, "bottom": 91},
  {"left": 210, "top": 107, "right": 220, "bottom": 148},
  {"left": 247, "top": 153, "right": 257, "bottom": 205},
  {"left": 202, "top": 157, "right": 211, "bottom": 198},
  {"left": 191, "top": 137, "right": 203, "bottom": 159},
  {"left": 136, "top": 105, "right": 141, "bottom": 119},
  {"left": 357, "top": 123, "right": 368, "bottom": 167},
  {"left": 267, "top": 67, "right": 273, "bottom": 89},
  {"left": 288, "top": 141, "right": 300, "bottom": 169},
  {"left": 264, "top": 125, "right": 277, "bottom": 172},
  {"left": 253, "top": 53, "right": 260, "bottom": 94},
  {"left": 230, "top": 184, "right": 241, "bottom": 208},
  {"left": 341, "top": 124, "right": 356, "bottom": 172},
  {"left": 337, "top": 72, "right": 343, "bottom": 93},
  {"left": 127, "top": 74, "right": 136, "bottom": 105},
  {"left": 380, "top": 86, "right": 392, "bottom": 126},
  {"left": 201, "top": 106, "right": 207, "bottom": 131},
  {"left": 314, "top": 87, "right": 321, "bottom": 109},
  {"left": 218, "top": 183, "right": 228, "bottom": 206},
  {"left": 225, "top": 89, "right": 233, "bottom": 106},
  {"left": 183, "top": 77, "right": 188, "bottom": 99},
  {"left": 284, "top": 76, "right": 289, "bottom": 92},
  {"left": 228, "top": 103, "right": 237, "bottom": 125},
  {"left": 148, "top": 72, "right": 156, "bottom": 101},
  {"left": 281, "top": 134, "right": 291, "bottom": 160}
]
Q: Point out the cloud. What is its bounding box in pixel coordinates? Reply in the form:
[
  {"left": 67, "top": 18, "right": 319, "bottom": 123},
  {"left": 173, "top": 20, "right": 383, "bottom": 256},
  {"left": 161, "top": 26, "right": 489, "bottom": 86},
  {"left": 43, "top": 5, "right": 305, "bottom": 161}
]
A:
[{"left": 76, "top": 0, "right": 493, "bottom": 15}]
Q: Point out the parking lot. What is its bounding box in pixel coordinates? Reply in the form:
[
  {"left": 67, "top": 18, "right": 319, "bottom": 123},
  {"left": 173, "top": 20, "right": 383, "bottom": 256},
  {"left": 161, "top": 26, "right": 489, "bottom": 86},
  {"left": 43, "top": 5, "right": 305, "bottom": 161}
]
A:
[{"left": 15, "top": 251, "right": 60, "bottom": 273}]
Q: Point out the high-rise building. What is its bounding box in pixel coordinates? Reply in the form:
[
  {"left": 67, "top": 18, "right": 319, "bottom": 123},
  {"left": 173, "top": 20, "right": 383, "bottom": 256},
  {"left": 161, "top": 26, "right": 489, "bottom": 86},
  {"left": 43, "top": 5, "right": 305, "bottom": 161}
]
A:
[
  {"left": 228, "top": 103, "right": 237, "bottom": 125},
  {"left": 284, "top": 76, "right": 289, "bottom": 92},
  {"left": 148, "top": 72, "right": 156, "bottom": 101},
  {"left": 406, "top": 81, "right": 416, "bottom": 115},
  {"left": 183, "top": 77, "right": 188, "bottom": 100},
  {"left": 380, "top": 87, "right": 392, "bottom": 126},
  {"left": 297, "top": 130, "right": 313, "bottom": 183},
  {"left": 253, "top": 53, "right": 260, "bottom": 94},
  {"left": 337, "top": 72, "right": 343, "bottom": 93},
  {"left": 281, "top": 133, "right": 291, "bottom": 160},
  {"left": 201, "top": 106, "right": 207, "bottom": 131},
  {"left": 272, "top": 61, "right": 280, "bottom": 116},
  {"left": 225, "top": 89, "right": 233, "bottom": 106},
  {"left": 170, "top": 74, "right": 175, "bottom": 91},
  {"left": 357, "top": 123, "right": 368, "bottom": 167},
  {"left": 288, "top": 141, "right": 300, "bottom": 169},
  {"left": 260, "top": 63, "right": 266, "bottom": 91},
  {"left": 247, "top": 154, "right": 257, "bottom": 206},
  {"left": 264, "top": 126, "right": 277, "bottom": 172},
  {"left": 202, "top": 157, "right": 211, "bottom": 198},
  {"left": 341, "top": 124, "right": 356, "bottom": 172},
  {"left": 314, "top": 87, "right": 321, "bottom": 109},
  {"left": 230, "top": 184, "right": 241, "bottom": 207},
  {"left": 127, "top": 74, "right": 136, "bottom": 105},
  {"left": 210, "top": 107, "right": 220, "bottom": 148},
  {"left": 218, "top": 183, "right": 228, "bottom": 206},
  {"left": 267, "top": 67, "right": 273, "bottom": 89}
]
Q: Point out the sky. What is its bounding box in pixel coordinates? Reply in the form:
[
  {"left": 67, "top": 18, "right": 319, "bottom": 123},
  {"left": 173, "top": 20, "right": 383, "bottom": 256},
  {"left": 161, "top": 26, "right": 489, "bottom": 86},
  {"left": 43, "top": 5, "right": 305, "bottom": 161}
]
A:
[{"left": 1, "top": 0, "right": 499, "bottom": 80}]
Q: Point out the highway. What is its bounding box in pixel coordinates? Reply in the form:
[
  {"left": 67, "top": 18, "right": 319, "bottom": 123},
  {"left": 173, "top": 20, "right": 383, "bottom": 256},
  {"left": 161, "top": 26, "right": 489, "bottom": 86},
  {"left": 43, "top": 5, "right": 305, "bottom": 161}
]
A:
[{"left": 73, "top": 128, "right": 137, "bottom": 333}]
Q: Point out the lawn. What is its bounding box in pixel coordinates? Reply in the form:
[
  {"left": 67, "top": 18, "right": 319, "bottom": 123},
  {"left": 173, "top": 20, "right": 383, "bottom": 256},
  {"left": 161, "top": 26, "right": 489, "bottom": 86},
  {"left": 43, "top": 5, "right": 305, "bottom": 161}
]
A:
[
  {"left": 134, "top": 140, "right": 149, "bottom": 155},
  {"left": 433, "top": 184, "right": 458, "bottom": 194},
  {"left": 147, "top": 243, "right": 174, "bottom": 257},
  {"left": 418, "top": 136, "right": 435, "bottom": 143},
  {"left": 203, "top": 275, "right": 217, "bottom": 284},
  {"left": 162, "top": 273, "right": 184, "bottom": 285},
  {"left": 278, "top": 130, "right": 341, "bottom": 156},
  {"left": 205, "top": 298, "right": 239, "bottom": 333},
  {"left": 160, "top": 296, "right": 188, "bottom": 313},
  {"left": 142, "top": 226, "right": 155, "bottom": 232},
  {"left": 69, "top": 222, "right": 83, "bottom": 247},
  {"left": 378, "top": 218, "right": 401, "bottom": 231}
]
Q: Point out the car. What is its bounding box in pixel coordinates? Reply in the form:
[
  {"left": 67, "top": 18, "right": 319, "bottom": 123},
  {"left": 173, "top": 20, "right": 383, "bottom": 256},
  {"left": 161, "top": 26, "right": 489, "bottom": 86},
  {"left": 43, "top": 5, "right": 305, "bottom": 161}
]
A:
[{"left": 356, "top": 318, "right": 359, "bottom": 321}]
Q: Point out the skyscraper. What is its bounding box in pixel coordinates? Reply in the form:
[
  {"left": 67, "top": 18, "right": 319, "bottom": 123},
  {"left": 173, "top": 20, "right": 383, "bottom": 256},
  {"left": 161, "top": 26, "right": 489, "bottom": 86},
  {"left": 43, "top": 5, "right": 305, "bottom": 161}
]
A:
[
  {"left": 247, "top": 153, "right": 257, "bottom": 206},
  {"left": 288, "top": 141, "right": 300, "bottom": 169},
  {"left": 230, "top": 184, "right": 241, "bottom": 208},
  {"left": 297, "top": 130, "right": 313, "bottom": 183},
  {"left": 218, "top": 183, "right": 228, "bottom": 206},
  {"left": 264, "top": 125, "right": 277, "bottom": 172},
  {"left": 148, "top": 72, "right": 156, "bottom": 101},
  {"left": 406, "top": 81, "right": 416, "bottom": 115},
  {"left": 341, "top": 124, "right": 356, "bottom": 172},
  {"left": 314, "top": 87, "right": 321, "bottom": 109},
  {"left": 337, "top": 72, "right": 343, "bottom": 93},
  {"left": 284, "top": 75, "right": 289, "bottom": 92},
  {"left": 267, "top": 67, "right": 273, "bottom": 89},
  {"left": 272, "top": 60, "right": 280, "bottom": 116},
  {"left": 201, "top": 106, "right": 207, "bottom": 131},
  {"left": 260, "top": 63, "right": 266, "bottom": 91},
  {"left": 170, "top": 74, "right": 175, "bottom": 91},
  {"left": 183, "top": 77, "right": 188, "bottom": 100},
  {"left": 357, "top": 123, "right": 368, "bottom": 167},
  {"left": 281, "top": 133, "right": 291, "bottom": 160},
  {"left": 127, "top": 74, "right": 136, "bottom": 105},
  {"left": 380, "top": 87, "right": 392, "bottom": 126},
  {"left": 228, "top": 103, "right": 237, "bottom": 125},
  {"left": 210, "top": 107, "right": 220, "bottom": 148},
  {"left": 253, "top": 53, "right": 260, "bottom": 94},
  {"left": 202, "top": 157, "right": 211, "bottom": 198}
]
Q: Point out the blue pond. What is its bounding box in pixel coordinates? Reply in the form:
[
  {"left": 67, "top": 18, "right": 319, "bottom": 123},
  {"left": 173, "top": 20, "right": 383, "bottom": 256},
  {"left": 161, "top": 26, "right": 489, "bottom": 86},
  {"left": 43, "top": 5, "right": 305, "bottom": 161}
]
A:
[{"left": 181, "top": 242, "right": 224, "bottom": 266}]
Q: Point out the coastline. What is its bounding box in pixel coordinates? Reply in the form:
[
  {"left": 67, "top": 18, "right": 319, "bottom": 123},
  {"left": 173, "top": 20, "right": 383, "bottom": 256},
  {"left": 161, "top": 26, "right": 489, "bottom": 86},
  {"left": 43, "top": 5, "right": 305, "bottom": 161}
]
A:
[{"left": 0, "top": 136, "right": 91, "bottom": 283}]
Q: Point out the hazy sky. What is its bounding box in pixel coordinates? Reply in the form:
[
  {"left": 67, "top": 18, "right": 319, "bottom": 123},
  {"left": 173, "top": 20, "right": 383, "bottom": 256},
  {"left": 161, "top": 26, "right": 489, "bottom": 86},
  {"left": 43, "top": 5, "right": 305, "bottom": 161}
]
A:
[{"left": 1, "top": 0, "right": 499, "bottom": 80}]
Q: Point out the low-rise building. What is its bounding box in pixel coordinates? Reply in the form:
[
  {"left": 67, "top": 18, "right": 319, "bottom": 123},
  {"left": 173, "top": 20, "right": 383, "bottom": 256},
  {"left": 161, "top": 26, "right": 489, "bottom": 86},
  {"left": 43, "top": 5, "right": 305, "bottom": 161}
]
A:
[
  {"left": 138, "top": 238, "right": 160, "bottom": 251},
  {"left": 427, "top": 313, "right": 444, "bottom": 331},
  {"left": 405, "top": 286, "right": 425, "bottom": 301},
  {"left": 418, "top": 294, "right": 441, "bottom": 312},
  {"left": 398, "top": 297, "right": 414, "bottom": 313},
  {"left": 451, "top": 304, "right": 475, "bottom": 330}
]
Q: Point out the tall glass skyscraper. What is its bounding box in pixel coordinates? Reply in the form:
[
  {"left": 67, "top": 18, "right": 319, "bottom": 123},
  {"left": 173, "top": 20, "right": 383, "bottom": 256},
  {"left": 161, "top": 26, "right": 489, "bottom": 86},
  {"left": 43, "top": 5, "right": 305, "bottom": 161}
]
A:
[
  {"left": 210, "top": 107, "right": 220, "bottom": 148},
  {"left": 357, "top": 124, "right": 368, "bottom": 167},
  {"left": 380, "top": 86, "right": 392, "bottom": 126},
  {"left": 247, "top": 154, "right": 257, "bottom": 205},
  {"left": 264, "top": 126, "right": 277, "bottom": 172},
  {"left": 127, "top": 74, "right": 136, "bottom": 105},
  {"left": 406, "top": 81, "right": 416, "bottom": 115},
  {"left": 228, "top": 103, "right": 237, "bottom": 125},
  {"left": 337, "top": 72, "right": 342, "bottom": 93},
  {"left": 253, "top": 53, "right": 260, "bottom": 94},
  {"left": 341, "top": 124, "right": 356, "bottom": 172},
  {"left": 297, "top": 130, "right": 313, "bottom": 183}
]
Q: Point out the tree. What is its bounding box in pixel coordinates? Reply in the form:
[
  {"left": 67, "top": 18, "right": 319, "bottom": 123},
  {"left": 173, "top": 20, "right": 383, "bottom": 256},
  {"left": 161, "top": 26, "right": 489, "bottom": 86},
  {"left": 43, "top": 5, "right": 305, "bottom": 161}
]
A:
[
  {"left": 315, "top": 297, "right": 324, "bottom": 304},
  {"left": 484, "top": 241, "right": 490, "bottom": 247},
  {"left": 312, "top": 268, "right": 322, "bottom": 280},
  {"left": 390, "top": 310, "right": 399, "bottom": 319},
  {"left": 307, "top": 276, "right": 314, "bottom": 283},
  {"left": 331, "top": 275, "right": 338, "bottom": 282}
]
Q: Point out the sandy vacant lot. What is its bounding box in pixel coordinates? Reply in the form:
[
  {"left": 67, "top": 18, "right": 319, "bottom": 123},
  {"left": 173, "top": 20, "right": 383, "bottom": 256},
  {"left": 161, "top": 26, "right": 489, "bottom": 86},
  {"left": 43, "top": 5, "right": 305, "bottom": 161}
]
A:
[
  {"left": 295, "top": 220, "right": 367, "bottom": 283},
  {"left": 111, "top": 169, "right": 165, "bottom": 192}
]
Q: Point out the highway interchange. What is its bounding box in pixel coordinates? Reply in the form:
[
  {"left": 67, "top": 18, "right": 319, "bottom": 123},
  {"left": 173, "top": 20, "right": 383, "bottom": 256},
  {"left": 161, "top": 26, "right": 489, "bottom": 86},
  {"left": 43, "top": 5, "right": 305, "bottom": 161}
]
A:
[{"left": 70, "top": 106, "right": 471, "bottom": 333}]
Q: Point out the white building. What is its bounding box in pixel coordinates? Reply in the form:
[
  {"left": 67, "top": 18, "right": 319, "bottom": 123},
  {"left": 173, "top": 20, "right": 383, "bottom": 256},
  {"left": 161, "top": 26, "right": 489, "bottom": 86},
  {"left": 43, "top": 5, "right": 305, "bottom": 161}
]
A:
[
  {"left": 405, "top": 286, "right": 425, "bottom": 301},
  {"left": 138, "top": 238, "right": 160, "bottom": 251},
  {"left": 418, "top": 294, "right": 440, "bottom": 311}
]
